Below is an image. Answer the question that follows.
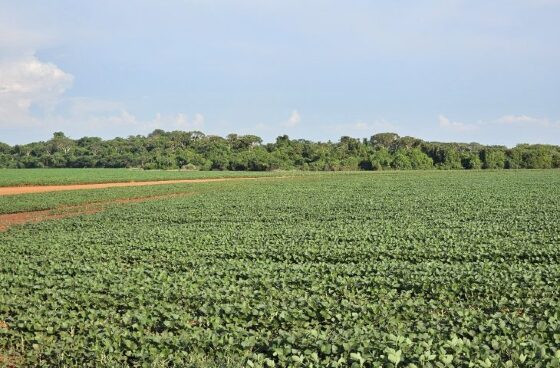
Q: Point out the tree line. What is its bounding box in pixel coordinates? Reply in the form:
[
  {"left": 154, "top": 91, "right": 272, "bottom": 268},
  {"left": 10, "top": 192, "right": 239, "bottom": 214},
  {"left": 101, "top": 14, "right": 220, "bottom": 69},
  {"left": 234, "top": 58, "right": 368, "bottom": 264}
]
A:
[{"left": 1, "top": 130, "right": 559, "bottom": 171}]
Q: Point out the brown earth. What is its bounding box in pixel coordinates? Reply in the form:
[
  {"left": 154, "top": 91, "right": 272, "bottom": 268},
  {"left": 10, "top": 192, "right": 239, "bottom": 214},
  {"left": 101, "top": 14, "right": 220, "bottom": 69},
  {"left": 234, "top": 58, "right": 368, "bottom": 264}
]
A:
[
  {"left": 0, "top": 354, "right": 22, "bottom": 368},
  {"left": 0, "top": 192, "right": 191, "bottom": 232},
  {"left": 0, "top": 322, "right": 20, "bottom": 368},
  {"left": 0, "top": 176, "right": 268, "bottom": 196}
]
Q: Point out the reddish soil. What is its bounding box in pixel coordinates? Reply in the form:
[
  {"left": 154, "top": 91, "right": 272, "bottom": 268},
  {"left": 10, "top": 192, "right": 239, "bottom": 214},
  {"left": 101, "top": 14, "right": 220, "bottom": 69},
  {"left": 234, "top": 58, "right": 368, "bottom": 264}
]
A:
[
  {"left": 0, "top": 322, "right": 20, "bottom": 368},
  {"left": 0, "top": 192, "right": 191, "bottom": 232},
  {"left": 0, "top": 354, "right": 22, "bottom": 368},
  {"left": 0, "top": 176, "right": 265, "bottom": 196},
  {"left": 0, "top": 209, "right": 76, "bottom": 232}
]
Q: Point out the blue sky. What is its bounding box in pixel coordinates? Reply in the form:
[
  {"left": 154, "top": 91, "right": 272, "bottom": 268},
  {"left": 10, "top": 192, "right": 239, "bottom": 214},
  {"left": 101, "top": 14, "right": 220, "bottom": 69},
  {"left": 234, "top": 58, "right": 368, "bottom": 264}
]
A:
[{"left": 1, "top": 0, "right": 559, "bottom": 146}]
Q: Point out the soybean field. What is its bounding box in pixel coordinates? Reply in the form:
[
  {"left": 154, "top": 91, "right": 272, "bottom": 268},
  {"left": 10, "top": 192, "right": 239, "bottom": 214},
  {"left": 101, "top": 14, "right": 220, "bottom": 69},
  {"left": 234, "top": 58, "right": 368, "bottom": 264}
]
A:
[
  {"left": 1, "top": 170, "right": 560, "bottom": 367},
  {"left": 0, "top": 169, "right": 289, "bottom": 187}
]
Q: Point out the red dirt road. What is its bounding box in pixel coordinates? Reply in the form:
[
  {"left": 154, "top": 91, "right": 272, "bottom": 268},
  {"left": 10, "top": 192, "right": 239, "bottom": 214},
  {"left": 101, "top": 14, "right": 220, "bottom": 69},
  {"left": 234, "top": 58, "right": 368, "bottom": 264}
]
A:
[
  {"left": 0, "top": 192, "right": 192, "bottom": 231},
  {"left": 0, "top": 177, "right": 266, "bottom": 196}
]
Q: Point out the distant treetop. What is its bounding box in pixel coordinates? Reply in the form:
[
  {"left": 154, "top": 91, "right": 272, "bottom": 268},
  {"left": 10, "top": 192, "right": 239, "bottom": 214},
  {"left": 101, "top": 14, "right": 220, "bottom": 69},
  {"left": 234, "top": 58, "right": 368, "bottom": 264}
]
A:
[{"left": 1, "top": 131, "right": 558, "bottom": 170}]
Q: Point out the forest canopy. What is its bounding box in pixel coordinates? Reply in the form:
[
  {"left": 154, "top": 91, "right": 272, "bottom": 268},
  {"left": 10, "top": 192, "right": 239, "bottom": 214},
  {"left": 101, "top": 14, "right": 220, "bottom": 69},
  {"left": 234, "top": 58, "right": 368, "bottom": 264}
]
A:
[{"left": 1, "top": 130, "right": 559, "bottom": 171}]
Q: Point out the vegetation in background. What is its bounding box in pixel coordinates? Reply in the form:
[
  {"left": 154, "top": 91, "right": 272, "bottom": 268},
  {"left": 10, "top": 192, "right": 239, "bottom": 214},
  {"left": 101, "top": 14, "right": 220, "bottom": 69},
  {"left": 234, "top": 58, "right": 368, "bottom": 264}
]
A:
[
  {"left": 1, "top": 171, "right": 560, "bottom": 366},
  {"left": 1, "top": 131, "right": 559, "bottom": 170}
]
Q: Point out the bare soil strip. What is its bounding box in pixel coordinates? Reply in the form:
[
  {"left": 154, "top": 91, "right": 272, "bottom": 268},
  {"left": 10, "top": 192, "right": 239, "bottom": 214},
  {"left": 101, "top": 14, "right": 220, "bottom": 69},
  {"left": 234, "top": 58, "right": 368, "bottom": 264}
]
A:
[
  {"left": 0, "top": 176, "right": 270, "bottom": 196},
  {"left": 0, "top": 192, "right": 191, "bottom": 231},
  {"left": 0, "top": 354, "right": 22, "bottom": 368},
  {"left": 0, "top": 322, "right": 22, "bottom": 368}
]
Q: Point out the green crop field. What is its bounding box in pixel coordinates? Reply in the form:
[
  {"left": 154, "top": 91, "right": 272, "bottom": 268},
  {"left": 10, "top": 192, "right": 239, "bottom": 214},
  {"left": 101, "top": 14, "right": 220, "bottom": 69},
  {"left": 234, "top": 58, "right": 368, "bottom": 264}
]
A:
[
  {"left": 1, "top": 170, "right": 560, "bottom": 367},
  {"left": 0, "top": 168, "right": 298, "bottom": 187}
]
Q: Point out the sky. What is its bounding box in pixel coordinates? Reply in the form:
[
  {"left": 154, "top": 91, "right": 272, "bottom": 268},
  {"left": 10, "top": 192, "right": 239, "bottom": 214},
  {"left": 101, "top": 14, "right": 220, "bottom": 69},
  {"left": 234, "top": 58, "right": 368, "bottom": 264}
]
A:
[{"left": 0, "top": 0, "right": 559, "bottom": 146}]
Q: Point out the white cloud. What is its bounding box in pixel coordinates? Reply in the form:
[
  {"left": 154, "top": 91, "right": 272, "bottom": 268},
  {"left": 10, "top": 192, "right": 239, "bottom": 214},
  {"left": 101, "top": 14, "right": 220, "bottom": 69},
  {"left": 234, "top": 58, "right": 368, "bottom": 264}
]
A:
[
  {"left": 28, "top": 97, "right": 139, "bottom": 138},
  {"left": 438, "top": 114, "right": 559, "bottom": 132},
  {"left": 438, "top": 115, "right": 479, "bottom": 132},
  {"left": 432, "top": 114, "right": 560, "bottom": 146},
  {"left": 283, "top": 110, "right": 301, "bottom": 128},
  {"left": 0, "top": 62, "right": 143, "bottom": 138},
  {"left": 256, "top": 110, "right": 300, "bottom": 132},
  {"left": 42, "top": 106, "right": 205, "bottom": 139},
  {"left": 350, "top": 119, "right": 397, "bottom": 132},
  {"left": 0, "top": 54, "right": 206, "bottom": 141},
  {"left": 325, "top": 118, "right": 400, "bottom": 138},
  {"left": 0, "top": 56, "right": 74, "bottom": 128},
  {"left": 354, "top": 121, "right": 368, "bottom": 130},
  {"left": 151, "top": 112, "right": 205, "bottom": 131},
  {"left": 192, "top": 113, "right": 205, "bottom": 128},
  {"left": 496, "top": 114, "right": 541, "bottom": 125},
  {"left": 495, "top": 114, "right": 559, "bottom": 128}
]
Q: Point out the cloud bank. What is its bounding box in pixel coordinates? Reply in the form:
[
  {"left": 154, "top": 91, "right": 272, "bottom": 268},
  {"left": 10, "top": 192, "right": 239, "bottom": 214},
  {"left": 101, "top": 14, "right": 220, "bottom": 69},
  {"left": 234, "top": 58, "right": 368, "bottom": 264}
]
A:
[
  {"left": 0, "top": 56, "right": 73, "bottom": 128},
  {"left": 0, "top": 54, "right": 204, "bottom": 143}
]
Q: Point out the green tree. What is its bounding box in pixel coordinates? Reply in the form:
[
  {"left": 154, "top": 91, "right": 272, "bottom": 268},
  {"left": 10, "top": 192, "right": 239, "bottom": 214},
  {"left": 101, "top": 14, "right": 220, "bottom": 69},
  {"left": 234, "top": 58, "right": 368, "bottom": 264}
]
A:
[
  {"left": 521, "top": 146, "right": 553, "bottom": 169},
  {"left": 0, "top": 142, "right": 11, "bottom": 154},
  {"left": 433, "top": 147, "right": 462, "bottom": 169},
  {"left": 369, "top": 133, "right": 400, "bottom": 151},
  {"left": 407, "top": 148, "right": 433, "bottom": 169},
  {"left": 391, "top": 150, "right": 412, "bottom": 170},
  {"left": 480, "top": 148, "right": 506, "bottom": 169},
  {"left": 1, "top": 130, "right": 559, "bottom": 171},
  {"left": 505, "top": 147, "right": 524, "bottom": 169},
  {"left": 370, "top": 147, "right": 392, "bottom": 170},
  {"left": 552, "top": 151, "right": 560, "bottom": 168},
  {"left": 48, "top": 132, "right": 75, "bottom": 155},
  {"left": 461, "top": 152, "right": 482, "bottom": 169}
]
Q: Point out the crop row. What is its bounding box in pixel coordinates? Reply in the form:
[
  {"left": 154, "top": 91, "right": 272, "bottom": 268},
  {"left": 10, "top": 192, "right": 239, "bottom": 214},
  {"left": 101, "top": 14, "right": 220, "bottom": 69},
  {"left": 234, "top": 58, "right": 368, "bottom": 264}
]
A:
[
  {"left": 0, "top": 168, "right": 291, "bottom": 187},
  {"left": 1, "top": 171, "right": 559, "bottom": 367}
]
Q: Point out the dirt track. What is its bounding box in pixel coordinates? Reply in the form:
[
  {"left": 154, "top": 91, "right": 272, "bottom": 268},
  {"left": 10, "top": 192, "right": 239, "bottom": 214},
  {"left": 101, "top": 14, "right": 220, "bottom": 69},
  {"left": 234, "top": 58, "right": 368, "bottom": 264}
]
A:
[
  {"left": 0, "top": 192, "right": 192, "bottom": 231},
  {"left": 0, "top": 177, "right": 266, "bottom": 196}
]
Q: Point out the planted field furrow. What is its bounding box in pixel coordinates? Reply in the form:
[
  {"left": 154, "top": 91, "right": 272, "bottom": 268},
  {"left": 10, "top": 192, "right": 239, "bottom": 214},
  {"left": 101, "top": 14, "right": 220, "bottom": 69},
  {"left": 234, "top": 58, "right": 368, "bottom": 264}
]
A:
[
  {"left": 0, "top": 192, "right": 194, "bottom": 231},
  {"left": 0, "top": 176, "right": 285, "bottom": 196},
  {"left": 1, "top": 171, "right": 559, "bottom": 367},
  {"left": 0, "top": 169, "right": 293, "bottom": 187}
]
